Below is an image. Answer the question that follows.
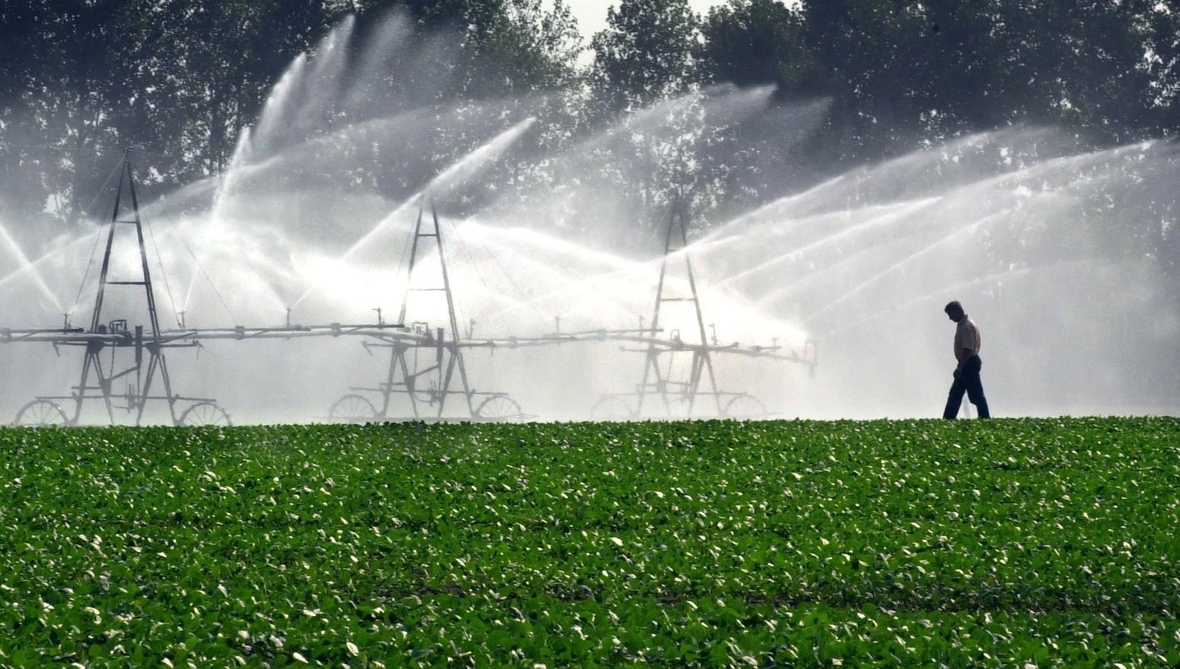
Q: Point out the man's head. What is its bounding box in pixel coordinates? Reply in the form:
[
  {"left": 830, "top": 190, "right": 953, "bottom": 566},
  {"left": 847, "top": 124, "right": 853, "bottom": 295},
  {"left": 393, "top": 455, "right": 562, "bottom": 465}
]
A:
[{"left": 944, "top": 301, "right": 965, "bottom": 322}]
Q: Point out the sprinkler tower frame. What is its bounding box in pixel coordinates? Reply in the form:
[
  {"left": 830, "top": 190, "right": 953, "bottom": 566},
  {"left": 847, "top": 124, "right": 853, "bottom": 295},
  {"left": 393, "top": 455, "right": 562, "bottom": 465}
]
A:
[
  {"left": 7, "top": 150, "right": 230, "bottom": 426},
  {"left": 3, "top": 152, "right": 817, "bottom": 425},
  {"left": 593, "top": 197, "right": 818, "bottom": 420},
  {"left": 329, "top": 200, "right": 528, "bottom": 422},
  {"left": 3, "top": 150, "right": 411, "bottom": 426}
]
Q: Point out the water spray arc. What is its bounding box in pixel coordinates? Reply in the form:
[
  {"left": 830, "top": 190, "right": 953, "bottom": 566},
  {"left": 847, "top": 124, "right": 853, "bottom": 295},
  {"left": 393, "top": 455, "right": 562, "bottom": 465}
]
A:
[{"left": 6, "top": 6, "right": 1175, "bottom": 420}]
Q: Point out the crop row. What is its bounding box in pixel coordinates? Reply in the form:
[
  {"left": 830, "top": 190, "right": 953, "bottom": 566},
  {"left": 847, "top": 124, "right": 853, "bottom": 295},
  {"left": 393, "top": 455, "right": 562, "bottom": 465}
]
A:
[{"left": 0, "top": 417, "right": 1177, "bottom": 666}]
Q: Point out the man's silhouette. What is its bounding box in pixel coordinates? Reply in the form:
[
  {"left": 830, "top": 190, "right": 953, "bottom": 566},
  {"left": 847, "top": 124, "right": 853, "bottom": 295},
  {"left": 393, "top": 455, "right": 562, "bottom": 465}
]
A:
[{"left": 943, "top": 301, "right": 990, "bottom": 419}]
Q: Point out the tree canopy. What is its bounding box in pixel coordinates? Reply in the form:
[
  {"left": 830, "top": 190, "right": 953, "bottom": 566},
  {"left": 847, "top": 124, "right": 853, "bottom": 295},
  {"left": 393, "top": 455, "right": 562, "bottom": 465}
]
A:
[{"left": 3, "top": 0, "right": 1180, "bottom": 226}]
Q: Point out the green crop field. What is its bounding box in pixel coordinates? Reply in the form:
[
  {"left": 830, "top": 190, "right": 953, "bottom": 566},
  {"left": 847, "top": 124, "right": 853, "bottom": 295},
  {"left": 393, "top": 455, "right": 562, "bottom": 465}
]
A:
[{"left": 0, "top": 418, "right": 1178, "bottom": 667}]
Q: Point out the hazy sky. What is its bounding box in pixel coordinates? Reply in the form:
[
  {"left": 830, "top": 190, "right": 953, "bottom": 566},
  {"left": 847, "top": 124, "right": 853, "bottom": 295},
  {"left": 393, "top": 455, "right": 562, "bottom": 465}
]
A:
[{"left": 561, "top": 0, "right": 729, "bottom": 39}]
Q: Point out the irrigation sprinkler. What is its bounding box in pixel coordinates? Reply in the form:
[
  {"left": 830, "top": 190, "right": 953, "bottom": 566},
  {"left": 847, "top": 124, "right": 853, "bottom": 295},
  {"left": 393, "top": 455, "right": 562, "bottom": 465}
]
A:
[
  {"left": 1, "top": 150, "right": 407, "bottom": 426},
  {"left": 331, "top": 195, "right": 817, "bottom": 423},
  {"left": 327, "top": 197, "right": 670, "bottom": 424},
  {"left": 3, "top": 153, "right": 815, "bottom": 425},
  {"left": 329, "top": 201, "right": 531, "bottom": 423},
  {"left": 0, "top": 151, "right": 228, "bottom": 426},
  {"left": 590, "top": 197, "right": 818, "bottom": 420}
]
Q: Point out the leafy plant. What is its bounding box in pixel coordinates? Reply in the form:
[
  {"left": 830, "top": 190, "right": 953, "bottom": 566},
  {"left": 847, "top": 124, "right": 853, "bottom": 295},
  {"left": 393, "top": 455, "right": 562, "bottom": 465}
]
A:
[{"left": 0, "top": 417, "right": 1177, "bottom": 666}]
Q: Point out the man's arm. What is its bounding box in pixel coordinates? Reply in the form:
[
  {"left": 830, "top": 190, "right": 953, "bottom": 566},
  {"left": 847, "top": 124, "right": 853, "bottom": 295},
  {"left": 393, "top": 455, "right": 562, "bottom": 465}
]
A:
[{"left": 955, "top": 348, "right": 973, "bottom": 371}]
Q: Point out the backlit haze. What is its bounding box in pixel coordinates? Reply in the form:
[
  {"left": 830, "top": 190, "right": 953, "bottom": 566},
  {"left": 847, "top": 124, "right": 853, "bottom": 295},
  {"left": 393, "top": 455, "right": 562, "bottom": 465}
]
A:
[{"left": 1, "top": 12, "right": 1177, "bottom": 424}]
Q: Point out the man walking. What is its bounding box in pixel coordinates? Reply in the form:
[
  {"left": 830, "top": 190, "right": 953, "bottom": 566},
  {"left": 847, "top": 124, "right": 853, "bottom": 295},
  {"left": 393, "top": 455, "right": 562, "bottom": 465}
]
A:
[{"left": 942, "top": 301, "right": 990, "bottom": 419}]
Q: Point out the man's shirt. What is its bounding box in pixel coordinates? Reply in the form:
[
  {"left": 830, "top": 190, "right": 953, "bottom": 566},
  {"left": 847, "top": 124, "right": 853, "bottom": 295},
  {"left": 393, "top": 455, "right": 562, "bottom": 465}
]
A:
[{"left": 954, "top": 316, "right": 981, "bottom": 362}]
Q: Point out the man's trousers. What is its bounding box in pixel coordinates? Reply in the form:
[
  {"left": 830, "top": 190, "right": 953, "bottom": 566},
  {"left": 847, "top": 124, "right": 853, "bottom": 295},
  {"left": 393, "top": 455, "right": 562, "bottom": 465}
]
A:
[{"left": 943, "top": 355, "right": 990, "bottom": 419}]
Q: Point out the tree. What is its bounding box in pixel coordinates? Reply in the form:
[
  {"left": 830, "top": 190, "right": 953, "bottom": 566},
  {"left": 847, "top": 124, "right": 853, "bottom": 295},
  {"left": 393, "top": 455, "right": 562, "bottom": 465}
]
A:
[
  {"left": 113, "top": 0, "right": 348, "bottom": 181},
  {"left": 700, "top": 0, "right": 809, "bottom": 90},
  {"left": 457, "top": 0, "right": 585, "bottom": 98},
  {"left": 0, "top": 0, "right": 135, "bottom": 226},
  {"left": 792, "top": 0, "right": 1165, "bottom": 165},
  {"left": 590, "top": 0, "right": 701, "bottom": 112},
  {"left": 990, "top": 0, "right": 1159, "bottom": 142}
]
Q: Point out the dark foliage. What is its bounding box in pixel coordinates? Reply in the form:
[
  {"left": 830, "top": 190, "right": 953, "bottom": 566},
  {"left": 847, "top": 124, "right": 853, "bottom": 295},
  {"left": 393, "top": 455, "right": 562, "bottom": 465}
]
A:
[{"left": 3, "top": 0, "right": 1180, "bottom": 223}]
